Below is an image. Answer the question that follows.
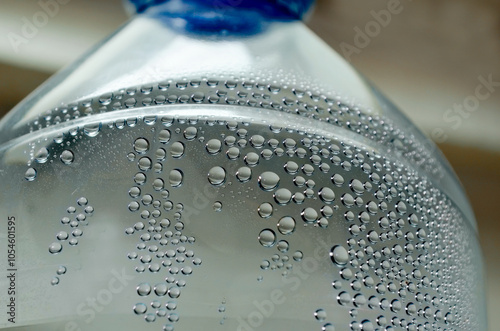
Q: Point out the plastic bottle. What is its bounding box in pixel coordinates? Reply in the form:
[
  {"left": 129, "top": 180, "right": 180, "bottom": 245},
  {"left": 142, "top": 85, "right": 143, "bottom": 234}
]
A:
[{"left": 0, "top": 1, "right": 486, "bottom": 330}]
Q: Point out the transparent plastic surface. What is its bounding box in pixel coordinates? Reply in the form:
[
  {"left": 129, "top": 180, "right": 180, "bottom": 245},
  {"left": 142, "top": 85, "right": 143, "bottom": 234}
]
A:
[{"left": 0, "top": 13, "right": 486, "bottom": 331}]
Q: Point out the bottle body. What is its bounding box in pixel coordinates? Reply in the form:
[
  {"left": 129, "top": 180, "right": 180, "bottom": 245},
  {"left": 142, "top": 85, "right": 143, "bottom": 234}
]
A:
[{"left": 0, "top": 15, "right": 486, "bottom": 331}]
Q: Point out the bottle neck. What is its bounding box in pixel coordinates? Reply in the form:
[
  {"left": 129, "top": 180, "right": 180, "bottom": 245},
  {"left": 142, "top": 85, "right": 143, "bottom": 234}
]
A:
[{"left": 127, "top": 0, "right": 315, "bottom": 35}]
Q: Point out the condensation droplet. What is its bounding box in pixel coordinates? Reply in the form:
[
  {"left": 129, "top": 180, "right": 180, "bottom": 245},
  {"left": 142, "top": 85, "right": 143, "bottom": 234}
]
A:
[
  {"left": 315, "top": 308, "right": 327, "bottom": 321},
  {"left": 258, "top": 202, "right": 273, "bottom": 218},
  {"left": 137, "top": 283, "right": 152, "bottom": 296},
  {"left": 169, "top": 169, "right": 183, "bottom": 187},
  {"left": 170, "top": 142, "right": 185, "bottom": 158},
  {"left": 208, "top": 166, "right": 226, "bottom": 186},
  {"left": 25, "top": 168, "right": 37, "bottom": 181},
  {"left": 134, "top": 303, "right": 147, "bottom": 315},
  {"left": 236, "top": 167, "right": 252, "bottom": 182},
  {"left": 159, "top": 130, "right": 171, "bottom": 144},
  {"left": 134, "top": 138, "right": 149, "bottom": 154},
  {"left": 213, "top": 201, "right": 223, "bottom": 212},
  {"left": 49, "top": 242, "right": 62, "bottom": 254},
  {"left": 330, "top": 245, "right": 349, "bottom": 265},
  {"left": 258, "top": 229, "right": 276, "bottom": 247},
  {"left": 60, "top": 150, "right": 74, "bottom": 165},
  {"left": 258, "top": 172, "right": 280, "bottom": 191},
  {"left": 35, "top": 147, "right": 49, "bottom": 163},
  {"left": 277, "top": 216, "right": 296, "bottom": 235}
]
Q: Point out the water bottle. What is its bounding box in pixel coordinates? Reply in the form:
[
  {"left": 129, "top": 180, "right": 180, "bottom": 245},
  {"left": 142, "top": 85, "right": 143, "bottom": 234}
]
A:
[{"left": 0, "top": 0, "right": 487, "bottom": 330}]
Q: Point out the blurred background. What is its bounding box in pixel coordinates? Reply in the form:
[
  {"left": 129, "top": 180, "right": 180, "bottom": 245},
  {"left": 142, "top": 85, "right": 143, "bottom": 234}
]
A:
[{"left": 0, "top": 0, "right": 498, "bottom": 329}]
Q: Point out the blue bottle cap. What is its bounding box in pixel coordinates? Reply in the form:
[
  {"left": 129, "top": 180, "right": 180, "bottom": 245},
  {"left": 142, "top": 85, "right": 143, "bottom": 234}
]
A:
[{"left": 128, "top": 0, "right": 315, "bottom": 35}]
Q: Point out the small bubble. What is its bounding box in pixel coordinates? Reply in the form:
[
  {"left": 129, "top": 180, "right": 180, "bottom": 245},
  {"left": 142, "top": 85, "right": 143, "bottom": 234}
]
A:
[
  {"left": 168, "top": 286, "right": 181, "bottom": 298},
  {"left": 243, "top": 152, "right": 259, "bottom": 167},
  {"left": 206, "top": 139, "right": 222, "bottom": 154},
  {"left": 258, "top": 229, "right": 276, "bottom": 247},
  {"left": 277, "top": 240, "right": 289, "bottom": 253},
  {"left": 159, "top": 130, "right": 171, "bottom": 144},
  {"left": 258, "top": 202, "right": 273, "bottom": 218},
  {"left": 56, "top": 231, "right": 68, "bottom": 241},
  {"left": 60, "top": 150, "right": 74, "bottom": 165},
  {"left": 134, "top": 303, "right": 147, "bottom": 315},
  {"left": 315, "top": 308, "right": 327, "bottom": 321},
  {"left": 293, "top": 250, "right": 303, "bottom": 261},
  {"left": 137, "top": 283, "right": 152, "bottom": 296},
  {"left": 213, "top": 201, "right": 223, "bottom": 212},
  {"left": 170, "top": 142, "right": 185, "bottom": 158},
  {"left": 154, "top": 283, "right": 168, "bottom": 296},
  {"left": 51, "top": 277, "right": 60, "bottom": 286},
  {"left": 330, "top": 245, "right": 349, "bottom": 265},
  {"left": 274, "top": 188, "right": 292, "bottom": 205},
  {"left": 236, "top": 167, "right": 252, "bottom": 182},
  {"left": 322, "top": 323, "right": 335, "bottom": 331},
  {"left": 24, "top": 168, "right": 37, "bottom": 181},
  {"left": 277, "top": 216, "right": 296, "bottom": 235},
  {"left": 183, "top": 126, "right": 198, "bottom": 140},
  {"left": 169, "top": 169, "right": 184, "bottom": 187},
  {"left": 56, "top": 266, "right": 67, "bottom": 275},
  {"left": 301, "top": 207, "right": 318, "bottom": 223},
  {"left": 49, "top": 242, "right": 62, "bottom": 254},
  {"left": 134, "top": 138, "right": 150, "bottom": 153},
  {"left": 258, "top": 172, "right": 280, "bottom": 191},
  {"left": 208, "top": 166, "right": 226, "bottom": 186},
  {"left": 35, "top": 147, "right": 49, "bottom": 163}
]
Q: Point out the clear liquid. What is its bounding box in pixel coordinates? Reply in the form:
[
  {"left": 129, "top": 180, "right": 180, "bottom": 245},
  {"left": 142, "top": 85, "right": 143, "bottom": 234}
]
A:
[{"left": 0, "top": 105, "right": 483, "bottom": 330}]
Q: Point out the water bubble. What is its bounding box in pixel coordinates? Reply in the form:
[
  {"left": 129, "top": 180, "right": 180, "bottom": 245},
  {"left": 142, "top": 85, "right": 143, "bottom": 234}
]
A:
[
  {"left": 250, "top": 135, "right": 265, "bottom": 148},
  {"left": 315, "top": 308, "right": 327, "bottom": 321},
  {"left": 35, "top": 147, "right": 49, "bottom": 163},
  {"left": 206, "top": 139, "right": 222, "bottom": 154},
  {"left": 258, "top": 203, "right": 273, "bottom": 218},
  {"left": 277, "top": 240, "right": 289, "bottom": 253},
  {"left": 330, "top": 245, "right": 349, "bottom": 265},
  {"left": 274, "top": 188, "right": 292, "bottom": 205},
  {"left": 138, "top": 157, "right": 152, "bottom": 171},
  {"left": 56, "top": 231, "right": 68, "bottom": 241},
  {"left": 332, "top": 174, "right": 345, "bottom": 186},
  {"left": 208, "top": 166, "right": 226, "bottom": 186},
  {"left": 277, "top": 216, "right": 296, "bottom": 235},
  {"left": 56, "top": 266, "right": 67, "bottom": 275},
  {"left": 258, "top": 172, "right": 280, "bottom": 191},
  {"left": 134, "top": 303, "right": 147, "bottom": 315},
  {"left": 258, "top": 229, "right": 276, "bottom": 247},
  {"left": 236, "top": 167, "right": 252, "bottom": 182},
  {"left": 260, "top": 260, "right": 270, "bottom": 270},
  {"left": 153, "top": 178, "right": 165, "bottom": 191},
  {"left": 338, "top": 291, "right": 351, "bottom": 305},
  {"left": 293, "top": 250, "right": 303, "bottom": 261},
  {"left": 159, "top": 130, "right": 171, "bottom": 144},
  {"left": 24, "top": 168, "right": 37, "bottom": 181},
  {"left": 49, "top": 242, "right": 62, "bottom": 254},
  {"left": 319, "top": 187, "right": 335, "bottom": 203},
  {"left": 51, "top": 277, "right": 60, "bottom": 286},
  {"left": 213, "top": 201, "right": 223, "bottom": 212},
  {"left": 322, "top": 323, "right": 335, "bottom": 331},
  {"left": 284, "top": 161, "right": 299, "bottom": 174},
  {"left": 134, "top": 138, "right": 149, "bottom": 153},
  {"left": 154, "top": 283, "right": 168, "bottom": 296},
  {"left": 350, "top": 179, "right": 365, "bottom": 195},
  {"left": 171, "top": 142, "right": 185, "bottom": 158},
  {"left": 168, "top": 286, "right": 181, "bottom": 298},
  {"left": 169, "top": 169, "right": 183, "bottom": 187},
  {"left": 301, "top": 207, "right": 318, "bottom": 223},
  {"left": 137, "top": 283, "right": 152, "bottom": 296},
  {"left": 60, "top": 150, "right": 74, "bottom": 165},
  {"left": 183, "top": 126, "right": 198, "bottom": 140},
  {"left": 244, "top": 152, "right": 260, "bottom": 166}
]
